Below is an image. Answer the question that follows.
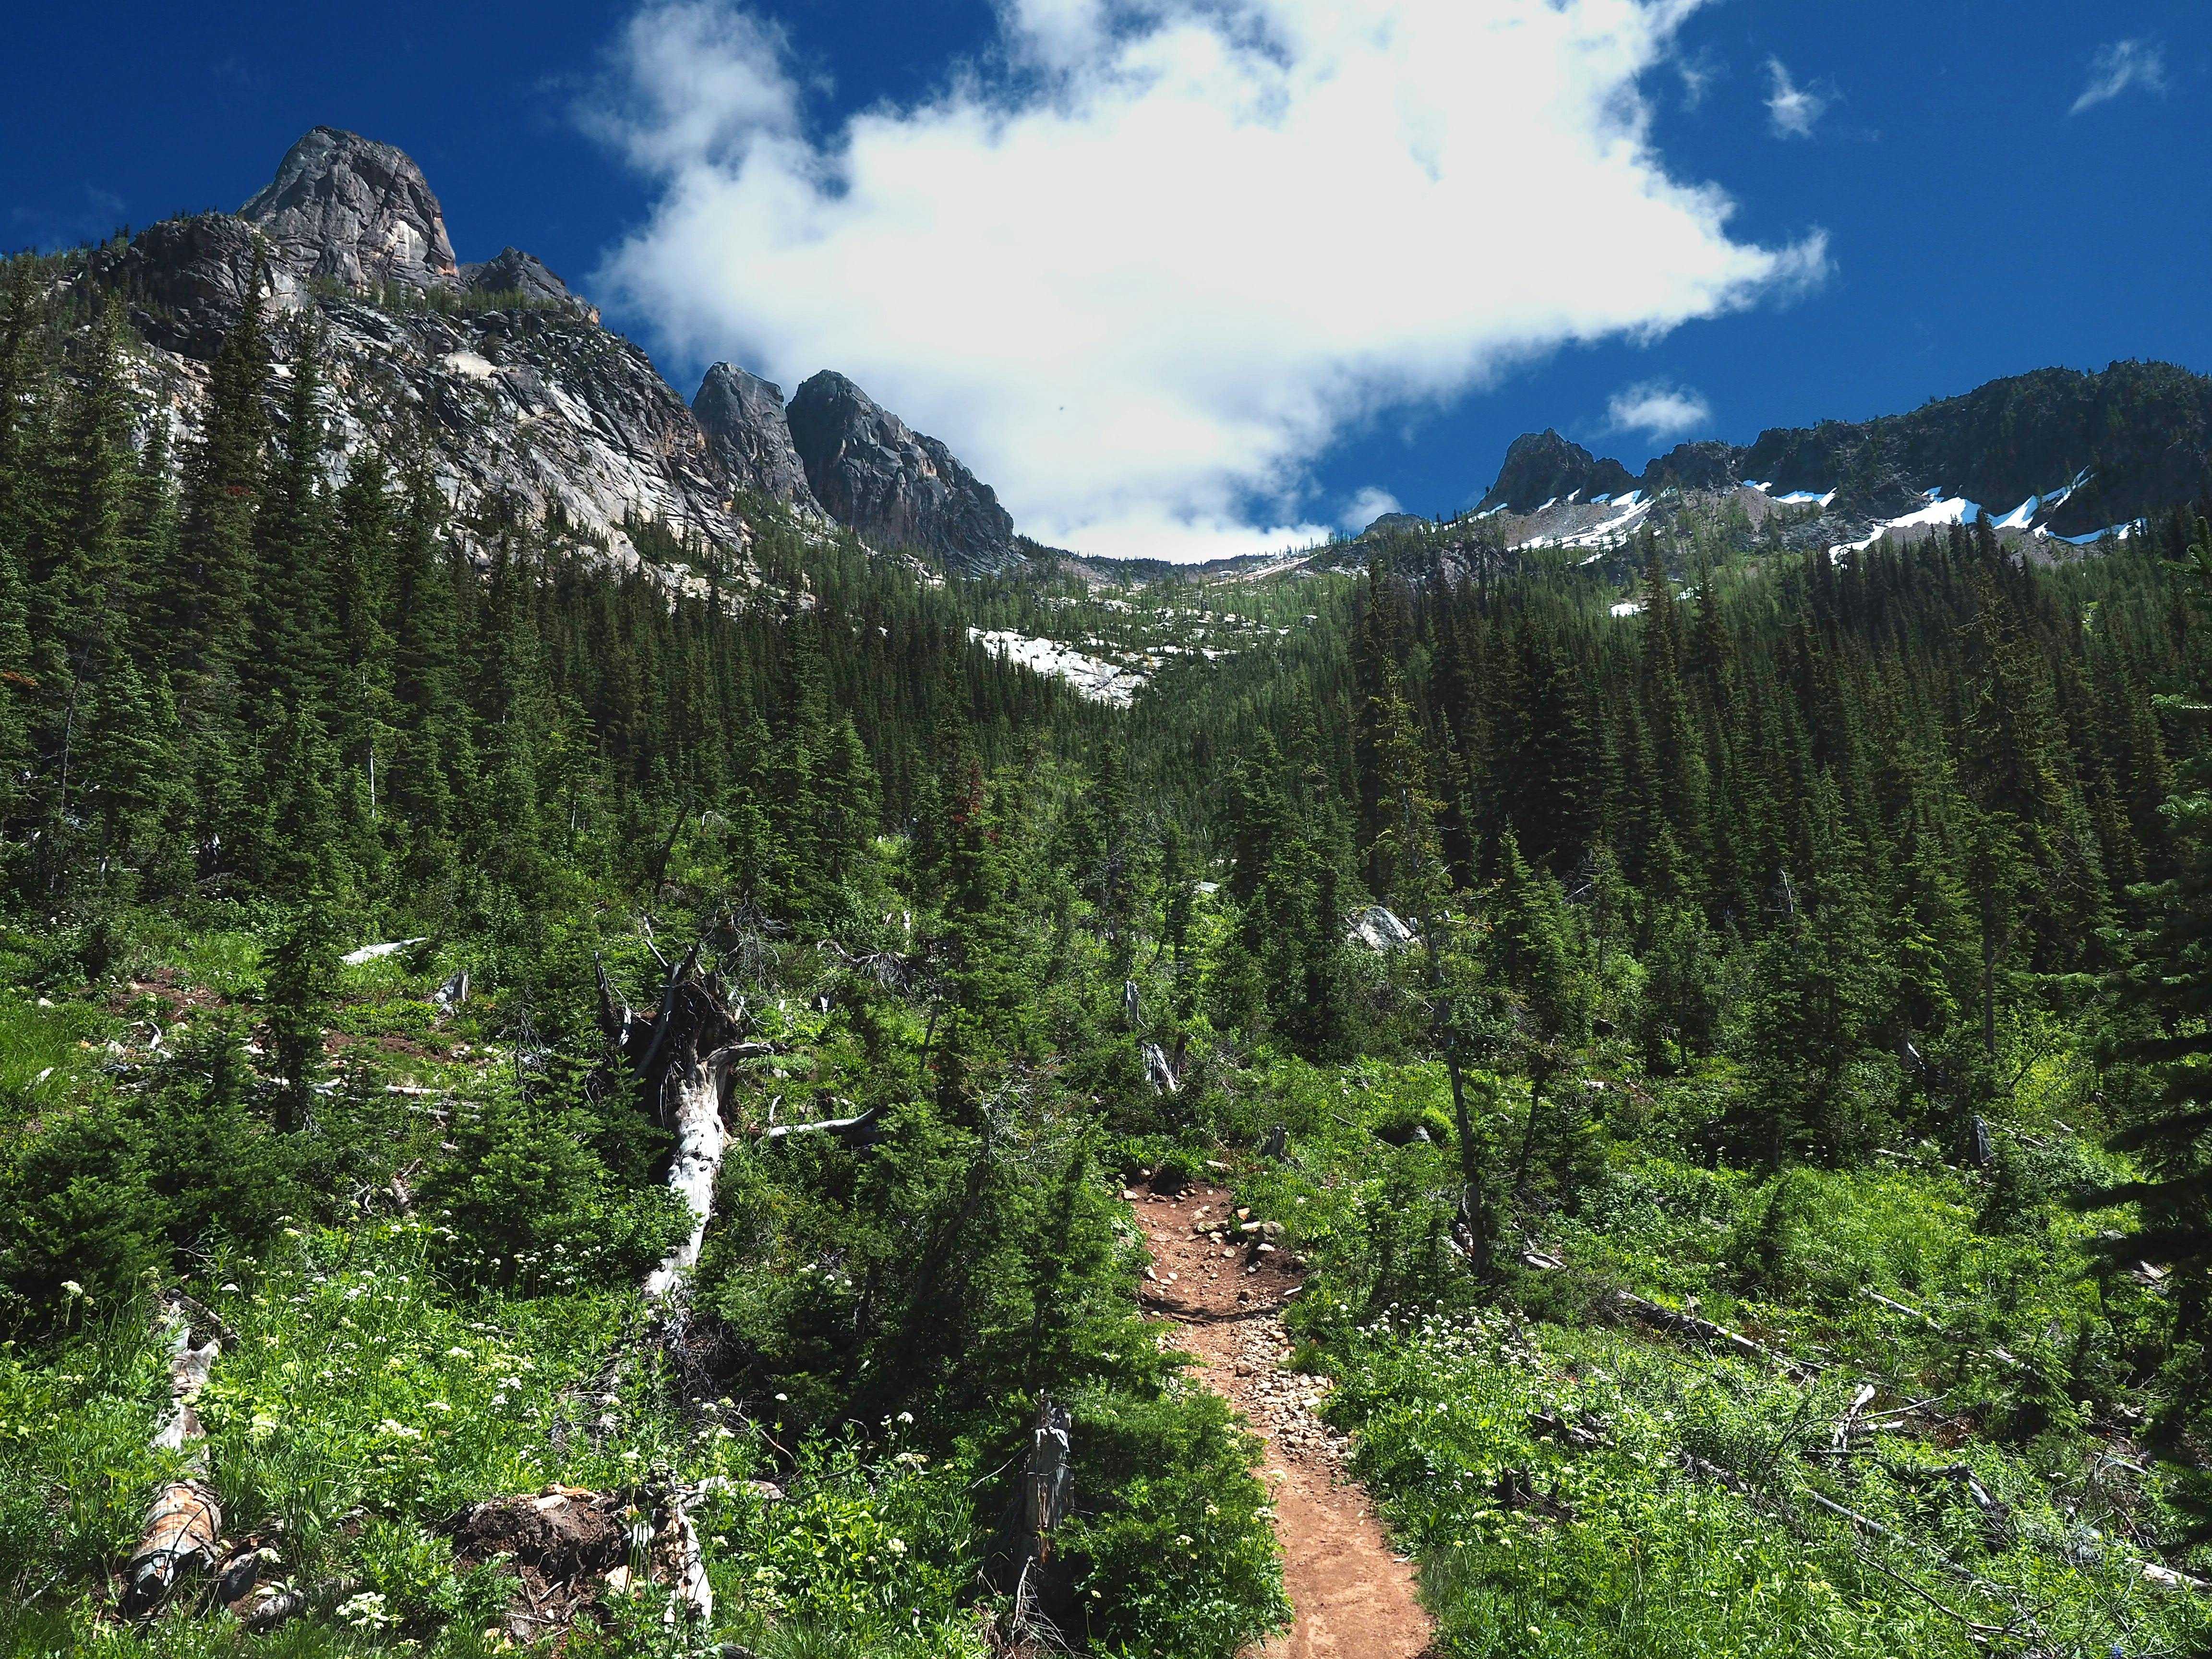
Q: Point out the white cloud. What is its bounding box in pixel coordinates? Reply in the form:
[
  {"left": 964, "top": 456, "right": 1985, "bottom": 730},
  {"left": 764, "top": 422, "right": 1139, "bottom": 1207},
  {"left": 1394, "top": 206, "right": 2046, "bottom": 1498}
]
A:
[
  {"left": 592, "top": 0, "right": 1828, "bottom": 562},
  {"left": 1606, "top": 381, "right": 1711, "bottom": 442},
  {"left": 2071, "top": 39, "right": 2166, "bottom": 115},
  {"left": 1342, "top": 486, "right": 1404, "bottom": 533},
  {"left": 1676, "top": 47, "right": 1721, "bottom": 111},
  {"left": 1764, "top": 58, "right": 1827, "bottom": 139}
]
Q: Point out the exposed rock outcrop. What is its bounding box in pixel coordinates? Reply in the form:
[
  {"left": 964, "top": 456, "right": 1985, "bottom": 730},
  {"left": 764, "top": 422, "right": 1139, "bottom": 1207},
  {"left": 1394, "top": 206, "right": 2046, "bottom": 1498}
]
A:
[
  {"left": 95, "top": 215, "right": 309, "bottom": 360},
  {"left": 240, "top": 127, "right": 458, "bottom": 292},
  {"left": 459, "top": 248, "right": 594, "bottom": 320},
  {"left": 1734, "top": 364, "right": 2212, "bottom": 531},
  {"left": 1477, "top": 431, "right": 1639, "bottom": 514},
  {"left": 788, "top": 372, "right": 1016, "bottom": 573},
  {"left": 1640, "top": 439, "right": 1740, "bottom": 496},
  {"left": 1478, "top": 363, "right": 2212, "bottom": 537},
  {"left": 1359, "top": 512, "right": 1431, "bottom": 539},
  {"left": 692, "top": 364, "right": 820, "bottom": 511},
  {"left": 90, "top": 129, "right": 781, "bottom": 574}
]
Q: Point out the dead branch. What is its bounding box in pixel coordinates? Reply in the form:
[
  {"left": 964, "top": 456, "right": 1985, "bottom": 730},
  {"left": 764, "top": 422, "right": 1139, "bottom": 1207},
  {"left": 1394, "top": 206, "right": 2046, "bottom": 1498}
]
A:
[
  {"left": 164, "top": 1289, "right": 239, "bottom": 1351},
  {"left": 754, "top": 1109, "right": 877, "bottom": 1142},
  {"left": 1611, "top": 1289, "right": 1818, "bottom": 1383},
  {"left": 1861, "top": 1287, "right": 1944, "bottom": 1332},
  {"left": 242, "top": 1576, "right": 361, "bottom": 1635}
]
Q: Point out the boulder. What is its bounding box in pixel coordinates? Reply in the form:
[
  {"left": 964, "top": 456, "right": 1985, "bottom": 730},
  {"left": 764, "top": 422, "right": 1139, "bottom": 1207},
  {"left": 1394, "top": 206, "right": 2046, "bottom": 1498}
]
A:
[{"left": 1346, "top": 905, "right": 1416, "bottom": 951}]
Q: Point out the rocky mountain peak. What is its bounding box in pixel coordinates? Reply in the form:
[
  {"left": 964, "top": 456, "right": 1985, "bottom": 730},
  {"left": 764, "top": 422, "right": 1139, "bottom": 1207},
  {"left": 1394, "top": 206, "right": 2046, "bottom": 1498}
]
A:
[
  {"left": 1479, "top": 430, "right": 1639, "bottom": 514},
  {"left": 85, "top": 127, "right": 1040, "bottom": 584},
  {"left": 459, "top": 247, "right": 583, "bottom": 313},
  {"left": 787, "top": 372, "right": 1016, "bottom": 572},
  {"left": 692, "top": 365, "right": 820, "bottom": 511},
  {"left": 240, "top": 126, "right": 458, "bottom": 291}
]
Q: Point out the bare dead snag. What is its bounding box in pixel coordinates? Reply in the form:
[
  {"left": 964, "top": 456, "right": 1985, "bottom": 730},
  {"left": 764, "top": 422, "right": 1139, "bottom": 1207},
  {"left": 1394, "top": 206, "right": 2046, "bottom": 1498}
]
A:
[
  {"left": 599, "top": 947, "right": 750, "bottom": 1301},
  {"left": 646, "top": 1034, "right": 736, "bottom": 1299},
  {"left": 1012, "top": 1398, "right": 1073, "bottom": 1638},
  {"left": 122, "top": 1302, "right": 224, "bottom": 1617}
]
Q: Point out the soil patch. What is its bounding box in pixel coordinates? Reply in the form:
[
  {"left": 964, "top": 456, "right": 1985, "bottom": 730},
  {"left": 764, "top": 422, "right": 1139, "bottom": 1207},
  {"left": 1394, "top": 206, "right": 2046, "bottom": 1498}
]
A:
[
  {"left": 444, "top": 1485, "right": 635, "bottom": 1640},
  {"left": 1127, "top": 1182, "right": 1434, "bottom": 1659}
]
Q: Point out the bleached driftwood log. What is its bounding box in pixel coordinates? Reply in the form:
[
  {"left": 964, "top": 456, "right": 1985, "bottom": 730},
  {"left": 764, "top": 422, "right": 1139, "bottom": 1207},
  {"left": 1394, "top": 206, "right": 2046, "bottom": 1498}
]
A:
[
  {"left": 657, "top": 1491, "right": 713, "bottom": 1626},
  {"left": 122, "top": 1302, "right": 224, "bottom": 1616}
]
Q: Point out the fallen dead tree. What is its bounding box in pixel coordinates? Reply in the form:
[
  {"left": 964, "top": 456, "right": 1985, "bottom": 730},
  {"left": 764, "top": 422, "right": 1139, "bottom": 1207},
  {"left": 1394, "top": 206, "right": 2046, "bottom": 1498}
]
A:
[
  {"left": 120, "top": 1300, "right": 223, "bottom": 1618},
  {"left": 1605, "top": 1287, "right": 1819, "bottom": 1384}
]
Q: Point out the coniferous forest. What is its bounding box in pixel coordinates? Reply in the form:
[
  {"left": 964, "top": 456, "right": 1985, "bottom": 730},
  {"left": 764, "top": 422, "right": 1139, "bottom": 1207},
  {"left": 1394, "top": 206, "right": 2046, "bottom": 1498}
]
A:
[{"left": 3, "top": 239, "right": 2212, "bottom": 1659}]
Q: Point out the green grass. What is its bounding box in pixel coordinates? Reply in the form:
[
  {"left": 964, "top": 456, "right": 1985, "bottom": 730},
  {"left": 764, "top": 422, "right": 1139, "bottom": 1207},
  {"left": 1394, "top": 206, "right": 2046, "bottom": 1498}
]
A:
[
  {"left": 0, "top": 991, "right": 116, "bottom": 1128},
  {"left": 0, "top": 1221, "right": 996, "bottom": 1658}
]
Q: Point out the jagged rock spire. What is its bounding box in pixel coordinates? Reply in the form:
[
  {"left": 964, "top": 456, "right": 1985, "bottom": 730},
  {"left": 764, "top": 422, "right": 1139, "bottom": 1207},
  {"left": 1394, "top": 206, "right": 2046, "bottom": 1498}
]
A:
[
  {"left": 787, "top": 371, "right": 1016, "bottom": 572},
  {"left": 241, "top": 126, "right": 458, "bottom": 291},
  {"left": 693, "top": 365, "right": 820, "bottom": 511}
]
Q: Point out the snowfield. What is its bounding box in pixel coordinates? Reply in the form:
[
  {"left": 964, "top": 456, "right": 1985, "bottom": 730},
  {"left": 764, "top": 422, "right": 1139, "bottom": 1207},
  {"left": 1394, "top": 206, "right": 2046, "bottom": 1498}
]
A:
[{"left": 969, "top": 628, "right": 1149, "bottom": 708}]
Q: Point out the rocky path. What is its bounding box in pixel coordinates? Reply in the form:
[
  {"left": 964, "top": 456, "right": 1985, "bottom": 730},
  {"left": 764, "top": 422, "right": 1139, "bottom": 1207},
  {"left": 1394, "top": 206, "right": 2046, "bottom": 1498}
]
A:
[{"left": 1126, "top": 1180, "right": 1434, "bottom": 1659}]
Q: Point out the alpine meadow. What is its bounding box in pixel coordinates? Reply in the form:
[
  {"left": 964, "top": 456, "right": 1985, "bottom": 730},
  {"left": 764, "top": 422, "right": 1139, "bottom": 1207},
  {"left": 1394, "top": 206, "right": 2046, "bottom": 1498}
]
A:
[{"left": 1, "top": 99, "right": 2212, "bottom": 1659}]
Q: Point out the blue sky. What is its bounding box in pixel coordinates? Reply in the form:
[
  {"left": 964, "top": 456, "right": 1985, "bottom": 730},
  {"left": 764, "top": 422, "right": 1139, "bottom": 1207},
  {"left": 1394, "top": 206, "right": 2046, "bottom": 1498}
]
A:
[{"left": 4, "top": 0, "right": 2208, "bottom": 560}]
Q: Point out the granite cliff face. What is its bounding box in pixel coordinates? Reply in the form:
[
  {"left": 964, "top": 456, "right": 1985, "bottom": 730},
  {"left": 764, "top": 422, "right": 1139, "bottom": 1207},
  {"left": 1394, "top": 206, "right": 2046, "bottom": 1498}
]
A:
[
  {"left": 240, "top": 128, "right": 459, "bottom": 293},
  {"left": 86, "top": 127, "right": 1023, "bottom": 579},
  {"left": 692, "top": 365, "right": 820, "bottom": 512},
  {"left": 787, "top": 372, "right": 1017, "bottom": 573}
]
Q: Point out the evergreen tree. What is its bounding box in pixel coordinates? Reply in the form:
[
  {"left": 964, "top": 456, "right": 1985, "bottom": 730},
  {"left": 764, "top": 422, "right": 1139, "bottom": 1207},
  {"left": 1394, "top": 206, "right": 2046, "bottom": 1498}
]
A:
[
  {"left": 2095, "top": 516, "right": 2212, "bottom": 1537},
  {"left": 166, "top": 268, "right": 270, "bottom": 676}
]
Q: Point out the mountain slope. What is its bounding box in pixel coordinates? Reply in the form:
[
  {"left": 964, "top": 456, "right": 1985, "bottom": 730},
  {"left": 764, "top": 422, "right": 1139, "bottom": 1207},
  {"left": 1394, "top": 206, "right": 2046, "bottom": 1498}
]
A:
[
  {"left": 1478, "top": 361, "right": 2212, "bottom": 542},
  {"left": 84, "top": 127, "right": 1021, "bottom": 578}
]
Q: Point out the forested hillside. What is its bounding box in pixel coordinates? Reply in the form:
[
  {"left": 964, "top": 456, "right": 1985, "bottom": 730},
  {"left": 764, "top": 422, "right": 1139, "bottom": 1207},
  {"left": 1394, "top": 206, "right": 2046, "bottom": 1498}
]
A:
[{"left": 2, "top": 235, "right": 2212, "bottom": 1659}]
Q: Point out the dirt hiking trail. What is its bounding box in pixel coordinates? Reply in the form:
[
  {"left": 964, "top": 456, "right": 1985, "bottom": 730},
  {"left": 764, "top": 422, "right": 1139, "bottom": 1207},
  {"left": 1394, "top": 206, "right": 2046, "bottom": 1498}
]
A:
[{"left": 1126, "top": 1178, "right": 1434, "bottom": 1659}]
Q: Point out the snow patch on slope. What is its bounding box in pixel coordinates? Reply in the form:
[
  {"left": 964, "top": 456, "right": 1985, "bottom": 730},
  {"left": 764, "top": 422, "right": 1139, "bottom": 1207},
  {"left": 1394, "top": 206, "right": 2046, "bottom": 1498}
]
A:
[
  {"left": 1831, "top": 492, "right": 1980, "bottom": 559},
  {"left": 970, "top": 628, "right": 1147, "bottom": 708}
]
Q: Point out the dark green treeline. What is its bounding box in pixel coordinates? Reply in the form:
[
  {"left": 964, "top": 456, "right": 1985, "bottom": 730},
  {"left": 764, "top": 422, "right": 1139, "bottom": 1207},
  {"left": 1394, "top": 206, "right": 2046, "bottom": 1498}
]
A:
[
  {"left": 1157, "top": 511, "right": 2212, "bottom": 1163},
  {"left": 0, "top": 255, "right": 1095, "bottom": 945}
]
